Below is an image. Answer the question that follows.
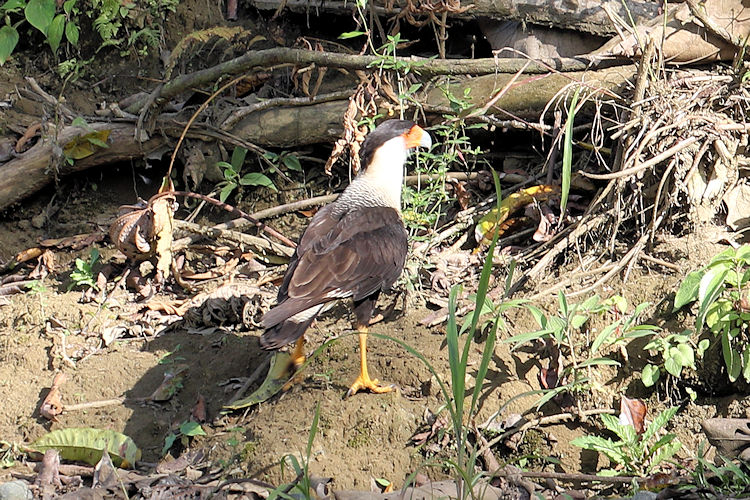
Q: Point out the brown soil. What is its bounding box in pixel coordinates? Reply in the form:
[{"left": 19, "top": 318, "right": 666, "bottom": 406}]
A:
[
  {"left": 1, "top": 0, "right": 748, "bottom": 496},
  {"left": 0, "top": 166, "right": 745, "bottom": 494}
]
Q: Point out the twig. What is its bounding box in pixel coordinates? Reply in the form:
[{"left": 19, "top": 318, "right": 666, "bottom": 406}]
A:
[
  {"left": 567, "top": 231, "right": 649, "bottom": 298},
  {"left": 25, "top": 78, "right": 75, "bottom": 120},
  {"left": 524, "top": 262, "right": 618, "bottom": 301},
  {"left": 173, "top": 220, "right": 295, "bottom": 257},
  {"left": 515, "top": 470, "right": 645, "bottom": 484},
  {"left": 478, "top": 408, "right": 617, "bottom": 457},
  {"left": 640, "top": 253, "right": 680, "bottom": 272},
  {"left": 227, "top": 354, "right": 272, "bottom": 405},
  {"left": 581, "top": 136, "right": 699, "bottom": 180},
  {"left": 64, "top": 397, "right": 127, "bottom": 411}
]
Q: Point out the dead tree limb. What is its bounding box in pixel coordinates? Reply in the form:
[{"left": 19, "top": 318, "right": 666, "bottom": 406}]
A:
[
  {"left": 0, "top": 64, "right": 634, "bottom": 211},
  {"left": 248, "top": 0, "right": 660, "bottom": 36},
  {"left": 124, "top": 47, "right": 629, "bottom": 114}
]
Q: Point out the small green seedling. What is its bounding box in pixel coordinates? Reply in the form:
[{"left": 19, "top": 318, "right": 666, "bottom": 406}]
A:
[
  {"left": 68, "top": 248, "right": 100, "bottom": 291},
  {"left": 571, "top": 406, "right": 681, "bottom": 477}
]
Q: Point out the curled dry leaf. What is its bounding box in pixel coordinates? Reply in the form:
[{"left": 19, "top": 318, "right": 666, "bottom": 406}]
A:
[
  {"left": 40, "top": 372, "right": 66, "bottom": 422},
  {"left": 619, "top": 396, "right": 647, "bottom": 434},
  {"left": 109, "top": 182, "right": 176, "bottom": 283},
  {"left": 450, "top": 179, "right": 471, "bottom": 210},
  {"left": 15, "top": 122, "right": 42, "bottom": 152}
]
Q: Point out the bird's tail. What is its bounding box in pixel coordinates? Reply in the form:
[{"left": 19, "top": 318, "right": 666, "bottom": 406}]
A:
[
  {"left": 260, "top": 317, "right": 315, "bottom": 350},
  {"left": 259, "top": 303, "right": 325, "bottom": 349}
]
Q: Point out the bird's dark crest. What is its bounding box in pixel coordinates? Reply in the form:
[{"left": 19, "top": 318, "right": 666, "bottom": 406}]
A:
[{"left": 359, "top": 119, "right": 416, "bottom": 171}]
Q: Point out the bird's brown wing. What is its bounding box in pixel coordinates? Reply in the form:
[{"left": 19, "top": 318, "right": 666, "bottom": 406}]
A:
[{"left": 261, "top": 205, "right": 407, "bottom": 331}]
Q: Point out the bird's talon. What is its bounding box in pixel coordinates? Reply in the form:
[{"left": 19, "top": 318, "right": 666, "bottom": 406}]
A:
[{"left": 345, "top": 376, "right": 395, "bottom": 398}]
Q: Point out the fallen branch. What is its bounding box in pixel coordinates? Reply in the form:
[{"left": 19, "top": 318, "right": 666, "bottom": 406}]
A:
[{"left": 124, "top": 47, "right": 629, "bottom": 114}]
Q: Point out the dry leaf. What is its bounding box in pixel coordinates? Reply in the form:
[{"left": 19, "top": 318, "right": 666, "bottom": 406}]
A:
[
  {"left": 619, "top": 396, "right": 647, "bottom": 434},
  {"left": 15, "top": 122, "right": 42, "bottom": 152},
  {"left": 40, "top": 372, "right": 66, "bottom": 422},
  {"left": 149, "top": 365, "right": 188, "bottom": 402},
  {"left": 192, "top": 395, "right": 207, "bottom": 422}
]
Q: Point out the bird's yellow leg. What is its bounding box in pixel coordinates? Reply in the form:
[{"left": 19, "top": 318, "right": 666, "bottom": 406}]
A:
[
  {"left": 282, "top": 336, "right": 306, "bottom": 391},
  {"left": 346, "top": 325, "right": 395, "bottom": 397}
]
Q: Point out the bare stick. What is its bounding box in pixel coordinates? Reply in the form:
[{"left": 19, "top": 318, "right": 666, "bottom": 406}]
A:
[{"left": 64, "top": 397, "right": 126, "bottom": 411}]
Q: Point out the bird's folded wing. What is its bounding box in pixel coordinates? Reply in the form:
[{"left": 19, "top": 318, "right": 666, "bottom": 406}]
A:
[{"left": 261, "top": 206, "right": 407, "bottom": 328}]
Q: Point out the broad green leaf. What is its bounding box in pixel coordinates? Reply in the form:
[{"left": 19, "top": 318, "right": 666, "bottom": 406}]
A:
[
  {"left": 24, "top": 0, "right": 55, "bottom": 35},
  {"left": 743, "top": 345, "right": 750, "bottom": 382},
  {"left": 591, "top": 322, "right": 619, "bottom": 354},
  {"left": 1, "top": 0, "right": 27, "bottom": 11},
  {"left": 230, "top": 146, "right": 247, "bottom": 169},
  {"left": 62, "top": 0, "right": 75, "bottom": 14},
  {"left": 641, "top": 364, "right": 660, "bottom": 387},
  {"left": 239, "top": 172, "right": 277, "bottom": 191},
  {"left": 47, "top": 13, "right": 64, "bottom": 52},
  {"left": 502, "top": 328, "right": 550, "bottom": 348},
  {"left": 65, "top": 20, "right": 79, "bottom": 45},
  {"left": 570, "top": 313, "right": 588, "bottom": 330},
  {"left": 676, "top": 343, "right": 695, "bottom": 368},
  {"left": 282, "top": 154, "right": 302, "bottom": 172},
  {"left": 62, "top": 130, "right": 111, "bottom": 159},
  {"left": 525, "top": 304, "right": 547, "bottom": 329},
  {"left": 723, "top": 333, "right": 741, "bottom": 382},
  {"left": 71, "top": 116, "right": 88, "bottom": 128},
  {"left": 673, "top": 270, "right": 704, "bottom": 311},
  {"left": 219, "top": 183, "right": 235, "bottom": 202},
  {"left": 643, "top": 406, "right": 679, "bottom": 444},
  {"left": 697, "top": 267, "right": 729, "bottom": 330},
  {"left": 179, "top": 421, "right": 206, "bottom": 437},
  {"left": 664, "top": 356, "right": 681, "bottom": 377},
  {"left": 0, "top": 25, "right": 18, "bottom": 65},
  {"left": 162, "top": 432, "right": 177, "bottom": 455},
  {"left": 697, "top": 338, "right": 710, "bottom": 357},
  {"left": 648, "top": 440, "right": 681, "bottom": 474},
  {"left": 338, "top": 30, "right": 365, "bottom": 39},
  {"left": 736, "top": 244, "right": 750, "bottom": 262},
  {"left": 31, "top": 428, "right": 141, "bottom": 468}
]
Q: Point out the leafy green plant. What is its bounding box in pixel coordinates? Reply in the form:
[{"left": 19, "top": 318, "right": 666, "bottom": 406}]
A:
[
  {"left": 674, "top": 244, "right": 750, "bottom": 382},
  {"left": 0, "top": 0, "right": 176, "bottom": 66},
  {"left": 431, "top": 171, "right": 526, "bottom": 499},
  {"left": 162, "top": 420, "right": 206, "bottom": 456},
  {"left": 217, "top": 146, "right": 277, "bottom": 202},
  {"left": 402, "top": 88, "right": 484, "bottom": 236},
  {"left": 641, "top": 330, "right": 709, "bottom": 387},
  {"left": 505, "top": 293, "right": 657, "bottom": 407},
  {"left": 68, "top": 248, "right": 100, "bottom": 291},
  {"left": 571, "top": 406, "right": 681, "bottom": 477},
  {"left": 688, "top": 442, "right": 750, "bottom": 498},
  {"left": 0, "top": 0, "right": 79, "bottom": 64},
  {"left": 270, "top": 402, "right": 320, "bottom": 500}
]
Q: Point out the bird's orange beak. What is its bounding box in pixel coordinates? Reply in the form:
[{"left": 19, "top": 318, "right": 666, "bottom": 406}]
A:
[{"left": 404, "top": 124, "right": 432, "bottom": 150}]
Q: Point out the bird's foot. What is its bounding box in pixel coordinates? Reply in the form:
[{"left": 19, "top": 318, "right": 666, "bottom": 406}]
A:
[
  {"left": 282, "top": 354, "right": 306, "bottom": 392},
  {"left": 345, "top": 374, "right": 395, "bottom": 398}
]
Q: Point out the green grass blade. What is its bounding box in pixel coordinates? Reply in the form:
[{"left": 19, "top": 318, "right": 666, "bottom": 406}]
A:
[
  {"left": 560, "top": 87, "right": 581, "bottom": 216},
  {"left": 470, "top": 315, "right": 498, "bottom": 417}
]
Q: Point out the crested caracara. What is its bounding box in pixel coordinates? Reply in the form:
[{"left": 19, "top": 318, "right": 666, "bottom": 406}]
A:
[{"left": 260, "top": 119, "right": 432, "bottom": 397}]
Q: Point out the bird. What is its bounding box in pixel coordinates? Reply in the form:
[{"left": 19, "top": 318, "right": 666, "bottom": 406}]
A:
[{"left": 259, "top": 119, "right": 432, "bottom": 397}]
